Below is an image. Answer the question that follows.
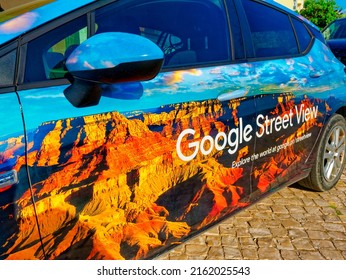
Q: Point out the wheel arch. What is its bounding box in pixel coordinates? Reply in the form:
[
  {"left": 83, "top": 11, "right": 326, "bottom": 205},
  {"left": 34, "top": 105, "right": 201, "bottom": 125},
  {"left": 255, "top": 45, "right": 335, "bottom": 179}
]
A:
[{"left": 335, "top": 106, "right": 346, "bottom": 120}]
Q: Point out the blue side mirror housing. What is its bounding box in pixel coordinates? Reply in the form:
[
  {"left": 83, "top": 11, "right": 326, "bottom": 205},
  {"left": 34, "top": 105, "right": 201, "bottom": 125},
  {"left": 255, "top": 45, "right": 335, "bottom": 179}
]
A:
[{"left": 63, "top": 32, "right": 164, "bottom": 107}]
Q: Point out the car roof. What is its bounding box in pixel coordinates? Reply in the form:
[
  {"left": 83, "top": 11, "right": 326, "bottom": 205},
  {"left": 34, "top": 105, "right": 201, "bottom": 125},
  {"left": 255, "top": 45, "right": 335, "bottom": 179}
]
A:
[{"left": 0, "top": 0, "right": 95, "bottom": 46}]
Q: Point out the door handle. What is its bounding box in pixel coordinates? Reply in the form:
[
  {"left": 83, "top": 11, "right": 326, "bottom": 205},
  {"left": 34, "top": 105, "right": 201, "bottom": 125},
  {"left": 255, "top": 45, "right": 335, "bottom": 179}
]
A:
[
  {"left": 0, "top": 170, "right": 18, "bottom": 190},
  {"left": 309, "top": 70, "right": 324, "bottom": 78},
  {"left": 217, "top": 88, "right": 248, "bottom": 102}
]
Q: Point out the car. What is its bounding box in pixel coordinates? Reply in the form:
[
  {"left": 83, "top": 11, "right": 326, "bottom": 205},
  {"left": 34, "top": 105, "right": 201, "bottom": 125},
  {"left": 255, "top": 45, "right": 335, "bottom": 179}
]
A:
[
  {"left": 323, "top": 18, "right": 346, "bottom": 65},
  {"left": 1, "top": 0, "right": 346, "bottom": 260}
]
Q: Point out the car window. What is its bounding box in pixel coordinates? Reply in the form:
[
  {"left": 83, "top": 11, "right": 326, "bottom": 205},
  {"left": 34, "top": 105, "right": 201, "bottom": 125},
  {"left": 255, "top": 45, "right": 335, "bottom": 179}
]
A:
[
  {"left": 0, "top": 49, "right": 16, "bottom": 87},
  {"left": 24, "top": 15, "right": 87, "bottom": 83},
  {"left": 323, "top": 20, "right": 346, "bottom": 40},
  {"left": 95, "top": 0, "right": 230, "bottom": 68},
  {"left": 243, "top": 0, "right": 298, "bottom": 58},
  {"left": 292, "top": 18, "right": 312, "bottom": 53}
]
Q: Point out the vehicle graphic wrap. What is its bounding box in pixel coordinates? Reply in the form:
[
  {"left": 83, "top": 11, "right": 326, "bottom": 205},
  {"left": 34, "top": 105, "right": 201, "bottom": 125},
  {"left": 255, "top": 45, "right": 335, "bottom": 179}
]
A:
[{"left": 0, "top": 40, "right": 345, "bottom": 259}]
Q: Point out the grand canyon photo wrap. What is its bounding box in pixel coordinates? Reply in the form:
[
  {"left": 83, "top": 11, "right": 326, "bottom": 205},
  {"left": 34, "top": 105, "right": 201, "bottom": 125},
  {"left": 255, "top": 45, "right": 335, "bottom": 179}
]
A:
[
  {"left": 1, "top": 38, "right": 343, "bottom": 259},
  {"left": 1, "top": 92, "right": 326, "bottom": 259}
]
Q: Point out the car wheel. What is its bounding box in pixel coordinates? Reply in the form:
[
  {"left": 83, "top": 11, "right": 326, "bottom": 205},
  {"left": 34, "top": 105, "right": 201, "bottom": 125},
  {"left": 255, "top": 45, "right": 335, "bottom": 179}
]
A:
[{"left": 299, "top": 114, "right": 346, "bottom": 192}]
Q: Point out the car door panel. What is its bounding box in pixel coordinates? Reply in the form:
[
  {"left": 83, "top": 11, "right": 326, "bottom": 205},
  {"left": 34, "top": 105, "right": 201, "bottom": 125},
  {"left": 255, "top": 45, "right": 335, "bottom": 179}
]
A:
[
  {"left": 13, "top": 65, "right": 257, "bottom": 259},
  {"left": 0, "top": 93, "right": 44, "bottom": 259},
  {"left": 249, "top": 39, "right": 340, "bottom": 199}
]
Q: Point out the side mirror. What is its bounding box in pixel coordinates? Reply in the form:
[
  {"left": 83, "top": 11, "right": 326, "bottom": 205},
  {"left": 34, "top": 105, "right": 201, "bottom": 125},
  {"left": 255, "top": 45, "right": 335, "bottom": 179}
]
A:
[{"left": 64, "top": 32, "right": 164, "bottom": 107}]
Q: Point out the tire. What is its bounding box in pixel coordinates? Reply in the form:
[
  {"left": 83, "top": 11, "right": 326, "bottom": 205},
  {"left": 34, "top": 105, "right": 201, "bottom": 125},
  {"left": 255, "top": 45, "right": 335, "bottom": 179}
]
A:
[{"left": 299, "top": 114, "right": 346, "bottom": 192}]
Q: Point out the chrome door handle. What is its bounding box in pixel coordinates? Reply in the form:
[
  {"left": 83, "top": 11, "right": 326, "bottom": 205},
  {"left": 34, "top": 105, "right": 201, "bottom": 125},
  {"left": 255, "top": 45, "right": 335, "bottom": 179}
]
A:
[
  {"left": 217, "top": 88, "right": 248, "bottom": 102},
  {"left": 309, "top": 70, "right": 324, "bottom": 78},
  {"left": 0, "top": 170, "right": 18, "bottom": 190}
]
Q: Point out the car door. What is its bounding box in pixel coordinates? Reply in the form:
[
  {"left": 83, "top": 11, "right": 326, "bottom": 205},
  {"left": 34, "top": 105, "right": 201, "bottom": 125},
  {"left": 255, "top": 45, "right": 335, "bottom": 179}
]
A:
[
  {"left": 9, "top": 0, "right": 259, "bottom": 260},
  {"left": 238, "top": 0, "right": 332, "bottom": 198},
  {"left": 0, "top": 44, "right": 45, "bottom": 259}
]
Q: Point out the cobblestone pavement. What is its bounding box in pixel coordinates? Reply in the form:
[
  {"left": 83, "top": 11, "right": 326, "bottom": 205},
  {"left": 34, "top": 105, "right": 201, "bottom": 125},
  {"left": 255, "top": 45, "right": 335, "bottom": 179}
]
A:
[{"left": 157, "top": 171, "right": 346, "bottom": 260}]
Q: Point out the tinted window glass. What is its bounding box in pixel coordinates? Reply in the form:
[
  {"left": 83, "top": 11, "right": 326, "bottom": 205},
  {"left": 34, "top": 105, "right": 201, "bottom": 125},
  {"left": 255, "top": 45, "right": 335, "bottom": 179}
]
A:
[
  {"left": 95, "top": 0, "right": 230, "bottom": 67},
  {"left": 323, "top": 19, "right": 346, "bottom": 40},
  {"left": 25, "top": 16, "right": 87, "bottom": 83},
  {"left": 0, "top": 50, "right": 16, "bottom": 86},
  {"left": 243, "top": 0, "right": 298, "bottom": 58},
  {"left": 292, "top": 18, "right": 311, "bottom": 53}
]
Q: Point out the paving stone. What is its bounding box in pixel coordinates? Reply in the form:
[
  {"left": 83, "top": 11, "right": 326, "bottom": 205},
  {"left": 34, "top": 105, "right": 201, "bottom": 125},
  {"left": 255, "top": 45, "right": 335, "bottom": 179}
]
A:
[
  {"left": 280, "top": 250, "right": 300, "bottom": 260},
  {"left": 223, "top": 247, "right": 242, "bottom": 260},
  {"left": 205, "top": 236, "right": 221, "bottom": 247},
  {"left": 304, "top": 192, "right": 321, "bottom": 199},
  {"left": 256, "top": 204, "right": 272, "bottom": 212},
  {"left": 298, "top": 250, "right": 324, "bottom": 260},
  {"left": 321, "top": 207, "right": 340, "bottom": 215},
  {"left": 320, "top": 249, "right": 345, "bottom": 260},
  {"left": 206, "top": 246, "right": 225, "bottom": 260},
  {"left": 248, "top": 219, "right": 266, "bottom": 228},
  {"left": 314, "top": 199, "right": 332, "bottom": 207},
  {"left": 263, "top": 218, "right": 282, "bottom": 228},
  {"left": 201, "top": 225, "right": 220, "bottom": 236},
  {"left": 252, "top": 212, "right": 272, "bottom": 220},
  {"left": 270, "top": 227, "right": 288, "bottom": 237},
  {"left": 241, "top": 248, "right": 259, "bottom": 260},
  {"left": 286, "top": 205, "right": 307, "bottom": 214},
  {"left": 328, "top": 231, "right": 346, "bottom": 240},
  {"left": 187, "top": 235, "right": 206, "bottom": 245},
  {"left": 275, "top": 237, "right": 294, "bottom": 250},
  {"left": 219, "top": 225, "right": 237, "bottom": 236},
  {"left": 281, "top": 219, "right": 302, "bottom": 229},
  {"left": 235, "top": 216, "right": 253, "bottom": 224},
  {"left": 221, "top": 236, "right": 239, "bottom": 247},
  {"left": 258, "top": 247, "right": 282, "bottom": 260},
  {"left": 271, "top": 205, "right": 289, "bottom": 214},
  {"left": 167, "top": 251, "right": 189, "bottom": 260},
  {"left": 304, "top": 206, "right": 322, "bottom": 214},
  {"left": 333, "top": 240, "right": 346, "bottom": 251},
  {"left": 290, "top": 213, "right": 308, "bottom": 223},
  {"left": 306, "top": 230, "right": 330, "bottom": 240},
  {"left": 302, "top": 221, "right": 325, "bottom": 231},
  {"left": 239, "top": 237, "right": 257, "bottom": 247},
  {"left": 323, "top": 222, "right": 345, "bottom": 232},
  {"left": 304, "top": 214, "right": 325, "bottom": 222},
  {"left": 256, "top": 237, "right": 276, "bottom": 248},
  {"left": 302, "top": 198, "right": 317, "bottom": 207},
  {"left": 236, "top": 228, "right": 252, "bottom": 238},
  {"left": 185, "top": 244, "right": 208, "bottom": 256},
  {"left": 288, "top": 229, "right": 308, "bottom": 239},
  {"left": 311, "top": 239, "right": 335, "bottom": 250},
  {"left": 273, "top": 198, "right": 302, "bottom": 206},
  {"left": 322, "top": 214, "right": 342, "bottom": 222},
  {"left": 249, "top": 227, "right": 272, "bottom": 238},
  {"left": 291, "top": 238, "right": 315, "bottom": 251}
]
